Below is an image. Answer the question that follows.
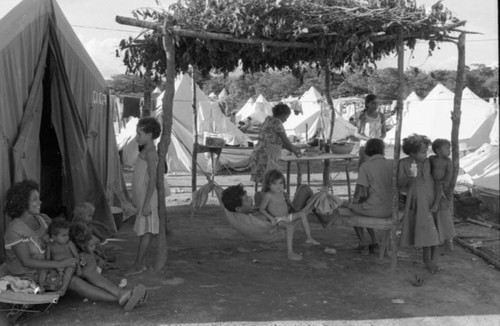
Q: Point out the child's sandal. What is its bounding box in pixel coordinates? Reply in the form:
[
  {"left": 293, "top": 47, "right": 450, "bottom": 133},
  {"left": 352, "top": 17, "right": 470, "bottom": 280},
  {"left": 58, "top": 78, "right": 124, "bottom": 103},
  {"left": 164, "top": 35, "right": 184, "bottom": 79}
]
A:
[{"left": 124, "top": 284, "right": 146, "bottom": 311}]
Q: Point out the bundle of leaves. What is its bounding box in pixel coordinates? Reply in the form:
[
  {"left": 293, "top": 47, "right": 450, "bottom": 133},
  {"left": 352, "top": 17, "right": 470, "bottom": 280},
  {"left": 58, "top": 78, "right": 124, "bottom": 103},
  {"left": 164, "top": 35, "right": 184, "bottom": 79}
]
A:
[{"left": 119, "top": 0, "right": 462, "bottom": 80}]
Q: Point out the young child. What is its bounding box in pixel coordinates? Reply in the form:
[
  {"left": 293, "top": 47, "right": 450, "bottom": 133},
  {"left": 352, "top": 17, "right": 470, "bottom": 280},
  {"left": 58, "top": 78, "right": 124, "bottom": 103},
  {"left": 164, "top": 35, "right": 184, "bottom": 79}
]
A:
[
  {"left": 39, "top": 218, "right": 81, "bottom": 296},
  {"left": 398, "top": 134, "right": 441, "bottom": 273},
  {"left": 72, "top": 202, "right": 107, "bottom": 242},
  {"left": 70, "top": 222, "right": 148, "bottom": 310},
  {"left": 259, "top": 169, "right": 320, "bottom": 260},
  {"left": 125, "top": 117, "right": 162, "bottom": 276},
  {"left": 429, "top": 139, "right": 456, "bottom": 249}
]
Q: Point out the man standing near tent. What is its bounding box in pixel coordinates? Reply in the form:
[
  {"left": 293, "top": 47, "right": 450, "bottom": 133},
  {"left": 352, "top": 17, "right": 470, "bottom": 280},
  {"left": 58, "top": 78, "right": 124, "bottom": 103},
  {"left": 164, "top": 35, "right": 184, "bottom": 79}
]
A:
[{"left": 250, "top": 104, "right": 302, "bottom": 189}]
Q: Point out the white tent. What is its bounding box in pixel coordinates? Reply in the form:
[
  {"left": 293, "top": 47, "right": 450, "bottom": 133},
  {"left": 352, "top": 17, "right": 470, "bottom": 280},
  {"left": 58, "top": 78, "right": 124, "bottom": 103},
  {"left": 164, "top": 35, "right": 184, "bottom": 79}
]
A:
[
  {"left": 489, "top": 107, "right": 499, "bottom": 145},
  {"left": 236, "top": 94, "right": 273, "bottom": 124},
  {"left": 208, "top": 92, "right": 218, "bottom": 101},
  {"left": 387, "top": 91, "right": 423, "bottom": 128},
  {"left": 218, "top": 88, "right": 228, "bottom": 100},
  {"left": 283, "top": 87, "right": 358, "bottom": 141},
  {"left": 118, "top": 74, "right": 251, "bottom": 174},
  {"left": 461, "top": 142, "right": 499, "bottom": 214},
  {"left": 284, "top": 87, "right": 324, "bottom": 138},
  {"left": 385, "top": 84, "right": 495, "bottom": 150}
]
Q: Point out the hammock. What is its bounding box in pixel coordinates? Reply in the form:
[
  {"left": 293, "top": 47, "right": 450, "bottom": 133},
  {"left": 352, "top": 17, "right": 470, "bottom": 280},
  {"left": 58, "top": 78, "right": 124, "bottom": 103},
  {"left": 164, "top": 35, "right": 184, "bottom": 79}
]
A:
[{"left": 213, "top": 185, "right": 287, "bottom": 242}]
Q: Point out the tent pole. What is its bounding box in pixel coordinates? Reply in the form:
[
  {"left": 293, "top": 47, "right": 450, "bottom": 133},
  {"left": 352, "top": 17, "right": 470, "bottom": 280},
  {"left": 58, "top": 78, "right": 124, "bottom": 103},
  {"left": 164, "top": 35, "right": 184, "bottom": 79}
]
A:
[
  {"left": 390, "top": 36, "right": 405, "bottom": 271},
  {"left": 450, "top": 33, "right": 466, "bottom": 217},
  {"left": 154, "top": 22, "right": 175, "bottom": 271},
  {"left": 191, "top": 66, "right": 198, "bottom": 192}
]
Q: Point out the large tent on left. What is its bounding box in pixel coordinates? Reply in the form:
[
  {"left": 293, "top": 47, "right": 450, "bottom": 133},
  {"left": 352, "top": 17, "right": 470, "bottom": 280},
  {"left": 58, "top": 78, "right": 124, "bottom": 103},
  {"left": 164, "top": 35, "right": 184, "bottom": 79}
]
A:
[{"left": 0, "top": 0, "right": 135, "bottom": 260}]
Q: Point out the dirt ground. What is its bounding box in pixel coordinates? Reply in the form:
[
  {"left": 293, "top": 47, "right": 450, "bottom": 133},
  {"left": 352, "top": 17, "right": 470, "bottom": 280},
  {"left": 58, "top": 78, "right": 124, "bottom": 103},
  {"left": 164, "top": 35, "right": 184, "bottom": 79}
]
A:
[{"left": 5, "top": 160, "right": 500, "bottom": 326}]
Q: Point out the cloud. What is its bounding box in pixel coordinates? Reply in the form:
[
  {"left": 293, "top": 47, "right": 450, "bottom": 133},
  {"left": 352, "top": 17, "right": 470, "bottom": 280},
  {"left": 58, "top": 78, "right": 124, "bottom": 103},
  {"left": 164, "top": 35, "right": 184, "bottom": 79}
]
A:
[{"left": 83, "top": 38, "right": 128, "bottom": 78}]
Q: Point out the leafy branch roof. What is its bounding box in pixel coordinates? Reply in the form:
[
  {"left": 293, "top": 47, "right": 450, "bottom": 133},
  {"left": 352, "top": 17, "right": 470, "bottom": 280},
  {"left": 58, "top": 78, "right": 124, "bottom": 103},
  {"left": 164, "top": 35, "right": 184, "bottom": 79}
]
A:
[{"left": 118, "top": 0, "right": 467, "bottom": 77}]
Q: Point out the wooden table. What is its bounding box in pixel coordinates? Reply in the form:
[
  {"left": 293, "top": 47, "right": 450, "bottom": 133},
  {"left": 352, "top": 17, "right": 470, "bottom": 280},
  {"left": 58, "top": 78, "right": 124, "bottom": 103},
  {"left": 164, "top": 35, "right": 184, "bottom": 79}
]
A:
[{"left": 280, "top": 153, "right": 357, "bottom": 201}]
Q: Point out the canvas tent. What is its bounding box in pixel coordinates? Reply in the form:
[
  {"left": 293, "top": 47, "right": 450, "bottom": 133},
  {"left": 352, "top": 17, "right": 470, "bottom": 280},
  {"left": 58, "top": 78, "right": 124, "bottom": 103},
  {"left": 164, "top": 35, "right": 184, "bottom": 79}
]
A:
[
  {"left": 236, "top": 94, "right": 273, "bottom": 124},
  {"left": 118, "top": 74, "right": 252, "bottom": 174},
  {"left": 0, "top": 0, "right": 135, "bottom": 259},
  {"left": 283, "top": 87, "right": 358, "bottom": 142},
  {"left": 459, "top": 103, "right": 499, "bottom": 214},
  {"left": 385, "top": 84, "right": 496, "bottom": 150}
]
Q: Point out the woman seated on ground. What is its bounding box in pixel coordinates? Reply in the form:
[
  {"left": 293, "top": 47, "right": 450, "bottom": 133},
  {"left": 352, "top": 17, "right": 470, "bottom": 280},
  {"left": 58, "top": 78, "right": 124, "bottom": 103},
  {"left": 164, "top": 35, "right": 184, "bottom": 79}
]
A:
[
  {"left": 2, "top": 180, "right": 145, "bottom": 311},
  {"left": 349, "top": 138, "right": 393, "bottom": 253}
]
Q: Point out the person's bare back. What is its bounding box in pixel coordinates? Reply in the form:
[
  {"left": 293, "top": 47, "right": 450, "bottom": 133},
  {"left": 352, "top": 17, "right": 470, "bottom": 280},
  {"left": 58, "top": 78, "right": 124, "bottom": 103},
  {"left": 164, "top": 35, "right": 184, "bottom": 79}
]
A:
[{"left": 429, "top": 155, "right": 451, "bottom": 183}]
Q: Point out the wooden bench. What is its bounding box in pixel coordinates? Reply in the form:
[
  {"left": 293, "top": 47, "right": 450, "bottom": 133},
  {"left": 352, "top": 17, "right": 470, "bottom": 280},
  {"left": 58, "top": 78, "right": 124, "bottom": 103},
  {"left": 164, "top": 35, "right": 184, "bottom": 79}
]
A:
[{"left": 325, "top": 207, "right": 403, "bottom": 259}]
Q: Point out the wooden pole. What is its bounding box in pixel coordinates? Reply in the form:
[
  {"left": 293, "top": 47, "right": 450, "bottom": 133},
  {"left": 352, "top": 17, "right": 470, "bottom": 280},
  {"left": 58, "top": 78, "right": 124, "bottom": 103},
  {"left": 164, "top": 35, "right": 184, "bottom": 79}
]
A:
[
  {"left": 449, "top": 33, "right": 466, "bottom": 212},
  {"left": 322, "top": 56, "right": 335, "bottom": 186},
  {"left": 153, "top": 22, "right": 175, "bottom": 271},
  {"left": 191, "top": 66, "right": 198, "bottom": 192},
  {"left": 115, "top": 16, "right": 315, "bottom": 49},
  {"left": 454, "top": 237, "right": 500, "bottom": 270},
  {"left": 115, "top": 16, "right": 466, "bottom": 49},
  {"left": 390, "top": 36, "right": 405, "bottom": 271}
]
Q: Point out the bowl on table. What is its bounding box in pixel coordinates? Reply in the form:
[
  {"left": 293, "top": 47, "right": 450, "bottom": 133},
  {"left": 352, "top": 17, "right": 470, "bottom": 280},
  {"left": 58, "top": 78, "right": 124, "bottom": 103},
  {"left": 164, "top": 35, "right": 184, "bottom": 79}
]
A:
[{"left": 330, "top": 142, "right": 355, "bottom": 154}]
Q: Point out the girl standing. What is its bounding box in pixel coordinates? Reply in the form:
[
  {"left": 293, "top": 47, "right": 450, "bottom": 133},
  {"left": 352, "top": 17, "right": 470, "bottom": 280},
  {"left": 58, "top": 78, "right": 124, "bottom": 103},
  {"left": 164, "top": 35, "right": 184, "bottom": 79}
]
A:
[
  {"left": 357, "top": 94, "right": 387, "bottom": 166},
  {"left": 398, "top": 134, "right": 441, "bottom": 273},
  {"left": 259, "top": 169, "right": 320, "bottom": 260},
  {"left": 124, "top": 117, "right": 162, "bottom": 276}
]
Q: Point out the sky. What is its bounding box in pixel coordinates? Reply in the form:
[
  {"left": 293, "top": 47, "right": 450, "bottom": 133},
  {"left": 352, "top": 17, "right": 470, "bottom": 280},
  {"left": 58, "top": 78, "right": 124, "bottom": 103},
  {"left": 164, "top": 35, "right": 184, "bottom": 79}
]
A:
[{"left": 0, "top": 0, "right": 498, "bottom": 79}]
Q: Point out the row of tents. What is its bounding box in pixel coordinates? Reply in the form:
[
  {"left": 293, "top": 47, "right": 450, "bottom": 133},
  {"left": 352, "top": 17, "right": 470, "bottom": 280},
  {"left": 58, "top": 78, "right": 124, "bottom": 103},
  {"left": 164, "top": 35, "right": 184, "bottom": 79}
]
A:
[
  {"left": 116, "top": 79, "right": 498, "bottom": 214},
  {"left": 117, "top": 74, "right": 253, "bottom": 174}
]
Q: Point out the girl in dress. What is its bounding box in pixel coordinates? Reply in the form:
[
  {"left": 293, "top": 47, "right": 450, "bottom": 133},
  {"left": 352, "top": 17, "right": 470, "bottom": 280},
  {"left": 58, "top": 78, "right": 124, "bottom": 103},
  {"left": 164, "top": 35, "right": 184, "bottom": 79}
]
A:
[
  {"left": 357, "top": 94, "right": 387, "bottom": 167},
  {"left": 124, "top": 117, "right": 161, "bottom": 276},
  {"left": 398, "top": 134, "right": 441, "bottom": 273}
]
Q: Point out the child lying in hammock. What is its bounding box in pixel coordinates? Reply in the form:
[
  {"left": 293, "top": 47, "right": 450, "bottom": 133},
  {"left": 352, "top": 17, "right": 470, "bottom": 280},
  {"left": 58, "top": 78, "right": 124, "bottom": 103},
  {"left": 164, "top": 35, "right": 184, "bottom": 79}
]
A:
[{"left": 221, "top": 175, "right": 328, "bottom": 261}]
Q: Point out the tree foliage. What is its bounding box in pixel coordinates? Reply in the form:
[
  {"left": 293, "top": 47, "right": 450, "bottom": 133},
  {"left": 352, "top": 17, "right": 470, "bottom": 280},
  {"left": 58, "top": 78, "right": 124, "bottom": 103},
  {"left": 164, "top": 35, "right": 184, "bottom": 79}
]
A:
[{"left": 118, "top": 0, "right": 463, "bottom": 80}]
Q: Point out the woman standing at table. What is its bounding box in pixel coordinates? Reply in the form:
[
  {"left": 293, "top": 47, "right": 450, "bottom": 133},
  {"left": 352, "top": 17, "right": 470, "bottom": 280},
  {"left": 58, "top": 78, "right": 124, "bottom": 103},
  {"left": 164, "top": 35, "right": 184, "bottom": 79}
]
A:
[
  {"left": 250, "top": 103, "right": 302, "bottom": 189},
  {"left": 357, "top": 94, "right": 387, "bottom": 166}
]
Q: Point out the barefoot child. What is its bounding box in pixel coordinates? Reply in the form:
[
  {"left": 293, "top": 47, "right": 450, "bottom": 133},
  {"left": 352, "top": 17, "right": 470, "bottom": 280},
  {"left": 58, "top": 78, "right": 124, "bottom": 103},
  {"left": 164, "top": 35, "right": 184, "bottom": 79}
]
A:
[
  {"left": 259, "top": 169, "right": 320, "bottom": 260},
  {"left": 39, "top": 218, "right": 81, "bottom": 295},
  {"left": 125, "top": 117, "right": 162, "bottom": 276},
  {"left": 72, "top": 202, "right": 114, "bottom": 266},
  {"left": 72, "top": 202, "right": 107, "bottom": 243},
  {"left": 398, "top": 134, "right": 441, "bottom": 273},
  {"left": 70, "top": 222, "right": 148, "bottom": 311},
  {"left": 429, "top": 139, "right": 456, "bottom": 249}
]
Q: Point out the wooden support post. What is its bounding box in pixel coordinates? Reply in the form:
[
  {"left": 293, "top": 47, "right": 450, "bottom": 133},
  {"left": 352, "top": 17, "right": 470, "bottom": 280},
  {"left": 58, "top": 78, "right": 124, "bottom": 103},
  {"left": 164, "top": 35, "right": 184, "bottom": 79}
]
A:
[
  {"left": 323, "top": 55, "right": 335, "bottom": 186},
  {"left": 191, "top": 66, "right": 198, "bottom": 192},
  {"left": 390, "top": 37, "right": 405, "bottom": 271},
  {"left": 305, "top": 123, "right": 310, "bottom": 185},
  {"left": 450, "top": 33, "right": 466, "bottom": 214},
  {"left": 153, "top": 22, "right": 175, "bottom": 271}
]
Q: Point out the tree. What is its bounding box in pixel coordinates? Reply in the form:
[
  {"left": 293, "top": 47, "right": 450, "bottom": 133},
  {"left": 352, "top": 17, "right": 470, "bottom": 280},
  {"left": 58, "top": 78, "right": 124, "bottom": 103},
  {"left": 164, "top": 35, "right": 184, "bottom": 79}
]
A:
[
  {"left": 465, "top": 64, "right": 498, "bottom": 98},
  {"left": 107, "top": 74, "right": 145, "bottom": 95},
  {"left": 118, "top": 28, "right": 167, "bottom": 116}
]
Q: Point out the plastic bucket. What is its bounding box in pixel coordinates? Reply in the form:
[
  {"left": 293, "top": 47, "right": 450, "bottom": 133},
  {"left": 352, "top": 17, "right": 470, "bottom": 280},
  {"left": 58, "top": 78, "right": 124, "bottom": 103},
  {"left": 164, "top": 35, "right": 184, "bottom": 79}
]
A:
[{"left": 110, "top": 206, "right": 123, "bottom": 230}]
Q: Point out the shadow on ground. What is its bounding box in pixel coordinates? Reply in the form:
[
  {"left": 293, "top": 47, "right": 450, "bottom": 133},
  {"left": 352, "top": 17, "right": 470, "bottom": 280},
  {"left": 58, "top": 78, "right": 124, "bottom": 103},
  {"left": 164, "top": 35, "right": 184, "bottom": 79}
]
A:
[{"left": 21, "top": 199, "right": 500, "bottom": 325}]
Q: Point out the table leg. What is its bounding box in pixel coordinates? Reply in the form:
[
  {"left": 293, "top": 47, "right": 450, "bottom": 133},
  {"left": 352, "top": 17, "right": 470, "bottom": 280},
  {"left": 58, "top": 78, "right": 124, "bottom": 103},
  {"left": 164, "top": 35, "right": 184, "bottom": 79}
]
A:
[
  {"left": 345, "top": 159, "right": 352, "bottom": 202},
  {"left": 296, "top": 162, "right": 302, "bottom": 188},
  {"left": 287, "top": 161, "right": 291, "bottom": 194},
  {"left": 307, "top": 161, "right": 310, "bottom": 185}
]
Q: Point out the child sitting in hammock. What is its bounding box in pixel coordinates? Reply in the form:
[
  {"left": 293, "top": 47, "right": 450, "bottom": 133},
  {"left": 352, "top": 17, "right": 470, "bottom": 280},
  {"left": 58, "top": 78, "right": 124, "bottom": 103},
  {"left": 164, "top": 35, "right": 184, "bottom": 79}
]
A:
[{"left": 258, "top": 169, "right": 320, "bottom": 260}]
